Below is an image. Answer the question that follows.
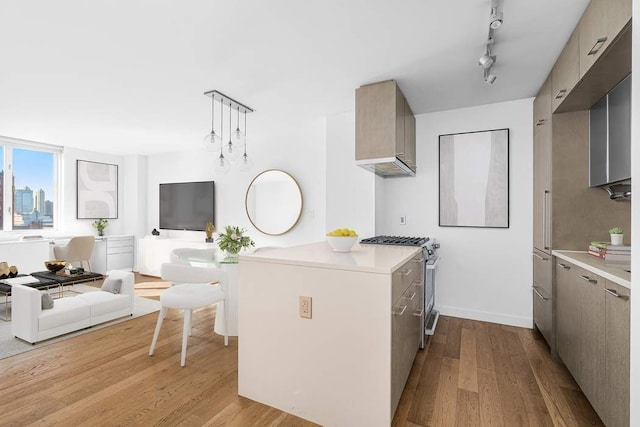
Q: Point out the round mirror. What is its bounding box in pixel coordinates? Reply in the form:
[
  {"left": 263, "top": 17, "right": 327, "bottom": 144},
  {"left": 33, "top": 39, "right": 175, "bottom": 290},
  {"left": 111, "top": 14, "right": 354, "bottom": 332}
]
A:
[{"left": 245, "top": 170, "right": 303, "bottom": 235}]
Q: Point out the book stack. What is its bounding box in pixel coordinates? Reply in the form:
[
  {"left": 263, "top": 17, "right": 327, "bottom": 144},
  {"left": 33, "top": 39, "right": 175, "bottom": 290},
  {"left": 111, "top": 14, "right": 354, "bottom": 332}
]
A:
[{"left": 588, "top": 241, "right": 631, "bottom": 262}]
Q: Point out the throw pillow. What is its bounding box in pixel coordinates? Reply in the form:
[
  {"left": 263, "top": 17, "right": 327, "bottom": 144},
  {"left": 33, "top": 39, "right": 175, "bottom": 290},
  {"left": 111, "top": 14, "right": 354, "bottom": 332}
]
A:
[
  {"left": 41, "top": 293, "right": 54, "bottom": 310},
  {"left": 101, "top": 277, "right": 122, "bottom": 294}
]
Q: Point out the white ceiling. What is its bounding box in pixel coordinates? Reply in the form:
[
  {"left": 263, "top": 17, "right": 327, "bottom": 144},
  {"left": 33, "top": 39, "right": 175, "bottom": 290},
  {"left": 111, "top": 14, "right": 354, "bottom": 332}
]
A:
[{"left": 0, "top": 0, "right": 589, "bottom": 155}]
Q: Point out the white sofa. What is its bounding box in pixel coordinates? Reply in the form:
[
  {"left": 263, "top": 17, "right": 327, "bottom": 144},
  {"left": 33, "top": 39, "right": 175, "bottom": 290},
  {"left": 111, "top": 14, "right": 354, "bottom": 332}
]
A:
[{"left": 11, "top": 270, "right": 135, "bottom": 344}]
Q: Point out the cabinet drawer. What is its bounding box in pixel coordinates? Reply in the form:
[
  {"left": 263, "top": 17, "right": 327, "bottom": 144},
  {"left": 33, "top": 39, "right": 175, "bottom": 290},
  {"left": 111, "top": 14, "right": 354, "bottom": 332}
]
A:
[
  {"left": 533, "top": 250, "right": 552, "bottom": 292},
  {"left": 392, "top": 256, "right": 423, "bottom": 304},
  {"left": 107, "top": 252, "right": 134, "bottom": 271},
  {"left": 107, "top": 246, "right": 134, "bottom": 255},
  {"left": 107, "top": 238, "right": 134, "bottom": 249},
  {"left": 533, "top": 285, "right": 553, "bottom": 346}
]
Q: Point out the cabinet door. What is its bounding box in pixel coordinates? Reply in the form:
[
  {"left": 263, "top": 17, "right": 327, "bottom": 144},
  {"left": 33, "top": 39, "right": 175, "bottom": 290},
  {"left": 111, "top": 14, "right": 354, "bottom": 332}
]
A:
[
  {"left": 533, "top": 77, "right": 552, "bottom": 251},
  {"left": 403, "top": 98, "right": 416, "bottom": 170},
  {"left": 604, "top": 281, "right": 630, "bottom": 427},
  {"left": 395, "top": 87, "right": 406, "bottom": 162},
  {"left": 578, "top": 269, "right": 605, "bottom": 416},
  {"left": 607, "top": 0, "right": 632, "bottom": 46},
  {"left": 589, "top": 96, "right": 608, "bottom": 187},
  {"left": 579, "top": 0, "right": 609, "bottom": 77},
  {"left": 90, "top": 238, "right": 108, "bottom": 275},
  {"left": 556, "top": 261, "right": 581, "bottom": 380},
  {"left": 552, "top": 30, "right": 580, "bottom": 111},
  {"left": 607, "top": 74, "right": 631, "bottom": 183},
  {"left": 355, "top": 81, "right": 397, "bottom": 160}
]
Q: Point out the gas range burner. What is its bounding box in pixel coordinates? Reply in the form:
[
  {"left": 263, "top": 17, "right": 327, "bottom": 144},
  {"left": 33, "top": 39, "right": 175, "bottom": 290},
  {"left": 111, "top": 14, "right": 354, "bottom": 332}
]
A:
[{"left": 359, "top": 235, "right": 430, "bottom": 247}]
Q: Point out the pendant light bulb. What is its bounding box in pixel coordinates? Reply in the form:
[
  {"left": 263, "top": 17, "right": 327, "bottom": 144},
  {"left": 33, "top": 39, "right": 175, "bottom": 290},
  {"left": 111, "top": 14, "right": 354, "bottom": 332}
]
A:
[
  {"left": 238, "top": 149, "right": 253, "bottom": 172},
  {"left": 225, "top": 102, "right": 240, "bottom": 161},
  {"left": 214, "top": 153, "right": 231, "bottom": 175},
  {"left": 232, "top": 105, "right": 246, "bottom": 144}
]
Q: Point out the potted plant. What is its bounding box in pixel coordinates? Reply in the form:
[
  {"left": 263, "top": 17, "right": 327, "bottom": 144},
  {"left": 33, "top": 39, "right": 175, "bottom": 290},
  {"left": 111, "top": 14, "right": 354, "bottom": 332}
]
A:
[
  {"left": 92, "top": 218, "right": 109, "bottom": 236},
  {"left": 609, "top": 226, "right": 624, "bottom": 245},
  {"left": 216, "top": 225, "right": 255, "bottom": 259}
]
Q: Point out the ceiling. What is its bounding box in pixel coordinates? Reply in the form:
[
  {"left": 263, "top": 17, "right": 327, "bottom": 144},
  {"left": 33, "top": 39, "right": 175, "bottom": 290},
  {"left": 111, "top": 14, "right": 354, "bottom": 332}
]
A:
[{"left": 0, "top": 0, "right": 589, "bottom": 155}]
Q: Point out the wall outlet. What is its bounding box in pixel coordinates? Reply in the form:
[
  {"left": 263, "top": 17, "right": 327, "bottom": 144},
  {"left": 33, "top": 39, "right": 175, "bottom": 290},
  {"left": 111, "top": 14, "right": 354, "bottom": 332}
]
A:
[
  {"left": 299, "top": 296, "right": 312, "bottom": 319},
  {"left": 400, "top": 215, "right": 406, "bottom": 225}
]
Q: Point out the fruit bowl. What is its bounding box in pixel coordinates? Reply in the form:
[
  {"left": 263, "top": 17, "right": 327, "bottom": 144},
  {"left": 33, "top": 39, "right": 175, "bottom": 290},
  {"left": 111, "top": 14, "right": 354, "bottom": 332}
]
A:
[
  {"left": 45, "top": 260, "right": 66, "bottom": 273},
  {"left": 326, "top": 236, "right": 358, "bottom": 252}
]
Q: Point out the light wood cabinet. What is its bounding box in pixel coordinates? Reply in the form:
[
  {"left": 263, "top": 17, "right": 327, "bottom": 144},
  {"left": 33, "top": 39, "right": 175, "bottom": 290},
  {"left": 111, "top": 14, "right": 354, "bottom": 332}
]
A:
[
  {"left": 355, "top": 80, "right": 416, "bottom": 173},
  {"left": 604, "top": 280, "right": 630, "bottom": 427},
  {"left": 579, "top": 0, "right": 631, "bottom": 78},
  {"left": 532, "top": 76, "right": 552, "bottom": 253},
  {"left": 551, "top": 29, "right": 580, "bottom": 112},
  {"left": 554, "top": 258, "right": 630, "bottom": 426}
]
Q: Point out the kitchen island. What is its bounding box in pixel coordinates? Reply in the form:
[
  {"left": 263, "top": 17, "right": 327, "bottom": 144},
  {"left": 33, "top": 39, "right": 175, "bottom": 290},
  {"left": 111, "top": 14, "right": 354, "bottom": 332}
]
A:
[{"left": 238, "top": 242, "right": 424, "bottom": 426}]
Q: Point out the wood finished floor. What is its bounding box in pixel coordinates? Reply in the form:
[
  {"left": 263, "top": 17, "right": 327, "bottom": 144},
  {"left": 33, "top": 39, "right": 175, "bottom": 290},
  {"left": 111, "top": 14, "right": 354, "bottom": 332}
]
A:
[{"left": 0, "top": 307, "right": 602, "bottom": 426}]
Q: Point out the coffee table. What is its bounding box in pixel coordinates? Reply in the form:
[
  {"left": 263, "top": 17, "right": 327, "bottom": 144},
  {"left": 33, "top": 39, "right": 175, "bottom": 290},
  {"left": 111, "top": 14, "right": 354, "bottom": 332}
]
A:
[
  {"left": 0, "top": 275, "right": 60, "bottom": 321},
  {"left": 30, "top": 270, "right": 104, "bottom": 296}
]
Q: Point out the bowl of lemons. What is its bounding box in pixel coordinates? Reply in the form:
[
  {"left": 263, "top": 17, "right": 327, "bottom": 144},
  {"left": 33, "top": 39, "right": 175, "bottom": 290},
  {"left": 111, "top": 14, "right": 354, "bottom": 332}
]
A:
[{"left": 326, "top": 228, "right": 358, "bottom": 252}]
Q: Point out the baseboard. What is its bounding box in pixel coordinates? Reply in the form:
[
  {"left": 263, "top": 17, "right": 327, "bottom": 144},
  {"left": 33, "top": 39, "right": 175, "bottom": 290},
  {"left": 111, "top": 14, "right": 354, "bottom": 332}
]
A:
[{"left": 435, "top": 304, "right": 533, "bottom": 329}]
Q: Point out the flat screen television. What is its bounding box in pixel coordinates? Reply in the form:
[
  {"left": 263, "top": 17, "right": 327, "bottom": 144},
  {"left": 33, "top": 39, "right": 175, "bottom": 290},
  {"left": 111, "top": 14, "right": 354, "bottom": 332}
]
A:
[{"left": 159, "top": 181, "right": 215, "bottom": 231}]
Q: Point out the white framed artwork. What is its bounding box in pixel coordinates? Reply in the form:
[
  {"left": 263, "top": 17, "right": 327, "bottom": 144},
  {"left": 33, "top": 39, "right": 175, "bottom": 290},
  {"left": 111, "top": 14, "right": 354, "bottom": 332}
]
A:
[
  {"left": 439, "top": 128, "right": 509, "bottom": 228},
  {"left": 77, "top": 160, "right": 118, "bottom": 219}
]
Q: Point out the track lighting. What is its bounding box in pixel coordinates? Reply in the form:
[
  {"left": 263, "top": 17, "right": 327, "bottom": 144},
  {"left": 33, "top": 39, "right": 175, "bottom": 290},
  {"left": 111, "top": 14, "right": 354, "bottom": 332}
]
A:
[
  {"left": 490, "top": 8, "right": 503, "bottom": 29},
  {"left": 478, "top": 54, "right": 495, "bottom": 69},
  {"left": 485, "top": 73, "right": 497, "bottom": 84}
]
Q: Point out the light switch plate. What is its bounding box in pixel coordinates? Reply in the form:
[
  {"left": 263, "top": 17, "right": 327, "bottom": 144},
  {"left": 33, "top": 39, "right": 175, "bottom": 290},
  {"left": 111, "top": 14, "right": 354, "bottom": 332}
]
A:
[{"left": 299, "top": 296, "right": 312, "bottom": 319}]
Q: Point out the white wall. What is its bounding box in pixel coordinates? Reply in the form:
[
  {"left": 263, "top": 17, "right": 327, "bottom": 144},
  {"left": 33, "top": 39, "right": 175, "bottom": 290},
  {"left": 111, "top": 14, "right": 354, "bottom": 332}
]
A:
[
  {"left": 59, "top": 147, "right": 126, "bottom": 236},
  {"left": 376, "top": 98, "right": 534, "bottom": 327},
  {"left": 629, "top": 0, "right": 639, "bottom": 422},
  {"left": 145, "top": 118, "right": 326, "bottom": 248},
  {"left": 325, "top": 111, "right": 376, "bottom": 238}
]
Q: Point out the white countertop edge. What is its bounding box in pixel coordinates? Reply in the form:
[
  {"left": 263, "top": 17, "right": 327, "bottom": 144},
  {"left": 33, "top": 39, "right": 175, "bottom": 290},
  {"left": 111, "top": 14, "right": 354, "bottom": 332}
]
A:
[{"left": 552, "top": 250, "right": 631, "bottom": 289}]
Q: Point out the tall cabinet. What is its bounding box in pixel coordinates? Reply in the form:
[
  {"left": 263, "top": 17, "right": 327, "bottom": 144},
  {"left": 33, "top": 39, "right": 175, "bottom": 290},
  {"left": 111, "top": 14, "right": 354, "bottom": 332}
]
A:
[{"left": 531, "top": 0, "right": 631, "bottom": 357}]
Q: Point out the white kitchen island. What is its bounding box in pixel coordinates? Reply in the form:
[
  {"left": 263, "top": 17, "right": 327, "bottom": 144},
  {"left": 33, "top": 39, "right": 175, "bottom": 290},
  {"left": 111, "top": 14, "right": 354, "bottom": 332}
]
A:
[{"left": 238, "top": 242, "right": 424, "bottom": 426}]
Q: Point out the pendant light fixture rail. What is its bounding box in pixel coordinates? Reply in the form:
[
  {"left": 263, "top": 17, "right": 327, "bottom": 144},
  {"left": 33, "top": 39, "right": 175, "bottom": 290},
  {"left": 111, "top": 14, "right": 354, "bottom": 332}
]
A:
[{"left": 204, "top": 90, "right": 254, "bottom": 114}]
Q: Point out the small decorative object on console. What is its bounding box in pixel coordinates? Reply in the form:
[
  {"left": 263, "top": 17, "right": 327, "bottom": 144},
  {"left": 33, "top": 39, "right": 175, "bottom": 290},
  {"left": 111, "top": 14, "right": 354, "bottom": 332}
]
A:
[
  {"left": 151, "top": 228, "right": 160, "bottom": 236},
  {"left": 0, "top": 262, "right": 18, "bottom": 279},
  {"left": 216, "top": 225, "right": 255, "bottom": 257},
  {"left": 205, "top": 221, "right": 215, "bottom": 243},
  {"left": 92, "top": 218, "right": 109, "bottom": 236}
]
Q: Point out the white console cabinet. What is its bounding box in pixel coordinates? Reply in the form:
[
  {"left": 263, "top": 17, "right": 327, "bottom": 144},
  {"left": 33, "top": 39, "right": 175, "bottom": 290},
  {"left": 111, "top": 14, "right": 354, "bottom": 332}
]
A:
[
  {"left": 137, "top": 236, "right": 214, "bottom": 277},
  {"left": 91, "top": 236, "right": 135, "bottom": 274}
]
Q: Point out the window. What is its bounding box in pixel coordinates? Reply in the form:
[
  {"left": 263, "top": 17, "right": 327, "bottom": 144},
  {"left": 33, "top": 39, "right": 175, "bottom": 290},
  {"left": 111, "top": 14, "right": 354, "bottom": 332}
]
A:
[{"left": 0, "top": 137, "right": 61, "bottom": 232}]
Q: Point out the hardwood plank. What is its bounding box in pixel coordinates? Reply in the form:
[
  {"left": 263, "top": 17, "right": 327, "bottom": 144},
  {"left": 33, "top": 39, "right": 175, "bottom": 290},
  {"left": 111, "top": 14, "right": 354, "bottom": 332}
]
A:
[
  {"left": 511, "top": 353, "right": 554, "bottom": 426},
  {"left": 430, "top": 357, "right": 459, "bottom": 426},
  {"left": 406, "top": 354, "right": 443, "bottom": 425},
  {"left": 443, "top": 317, "right": 462, "bottom": 359},
  {"left": 560, "top": 386, "right": 604, "bottom": 426},
  {"left": 454, "top": 389, "right": 480, "bottom": 427},
  {"left": 458, "top": 328, "right": 478, "bottom": 392},
  {"left": 475, "top": 322, "right": 495, "bottom": 372},
  {"left": 493, "top": 351, "right": 530, "bottom": 426},
  {"left": 477, "top": 368, "right": 504, "bottom": 427}
]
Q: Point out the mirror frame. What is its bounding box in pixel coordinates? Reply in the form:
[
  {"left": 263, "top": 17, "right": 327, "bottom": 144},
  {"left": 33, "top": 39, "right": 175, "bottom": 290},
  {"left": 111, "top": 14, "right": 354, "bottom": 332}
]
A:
[{"left": 245, "top": 169, "right": 303, "bottom": 236}]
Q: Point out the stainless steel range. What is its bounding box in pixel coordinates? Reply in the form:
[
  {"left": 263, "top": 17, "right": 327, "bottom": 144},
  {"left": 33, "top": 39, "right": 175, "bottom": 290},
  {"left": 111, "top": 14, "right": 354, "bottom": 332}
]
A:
[{"left": 360, "top": 235, "right": 440, "bottom": 349}]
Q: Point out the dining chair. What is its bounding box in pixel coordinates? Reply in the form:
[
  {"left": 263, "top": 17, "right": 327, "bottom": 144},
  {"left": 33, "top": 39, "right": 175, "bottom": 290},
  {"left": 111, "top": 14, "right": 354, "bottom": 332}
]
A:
[
  {"left": 53, "top": 236, "right": 95, "bottom": 272},
  {"left": 149, "top": 262, "right": 228, "bottom": 367}
]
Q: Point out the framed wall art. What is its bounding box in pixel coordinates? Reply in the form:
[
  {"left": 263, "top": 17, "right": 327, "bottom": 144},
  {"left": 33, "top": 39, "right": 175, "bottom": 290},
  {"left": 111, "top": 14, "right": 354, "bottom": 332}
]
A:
[
  {"left": 439, "top": 128, "right": 509, "bottom": 228},
  {"left": 77, "top": 160, "right": 118, "bottom": 219}
]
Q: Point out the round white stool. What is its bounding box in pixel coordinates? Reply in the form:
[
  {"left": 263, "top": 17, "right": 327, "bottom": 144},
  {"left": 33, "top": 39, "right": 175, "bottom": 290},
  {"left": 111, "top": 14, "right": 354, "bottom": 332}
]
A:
[{"left": 149, "top": 283, "right": 227, "bottom": 367}]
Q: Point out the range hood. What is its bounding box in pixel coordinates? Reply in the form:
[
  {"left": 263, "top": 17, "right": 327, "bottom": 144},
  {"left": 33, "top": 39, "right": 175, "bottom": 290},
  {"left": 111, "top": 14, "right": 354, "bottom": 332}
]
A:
[{"left": 356, "top": 157, "right": 416, "bottom": 177}]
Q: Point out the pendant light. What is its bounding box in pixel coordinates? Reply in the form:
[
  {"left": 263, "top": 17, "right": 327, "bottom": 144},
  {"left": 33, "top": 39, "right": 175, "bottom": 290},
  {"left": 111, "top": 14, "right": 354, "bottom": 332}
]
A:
[
  {"left": 213, "top": 103, "right": 231, "bottom": 174},
  {"left": 203, "top": 94, "right": 222, "bottom": 152},
  {"left": 238, "top": 111, "right": 253, "bottom": 172},
  {"left": 224, "top": 101, "right": 240, "bottom": 162},
  {"left": 232, "top": 105, "right": 245, "bottom": 144}
]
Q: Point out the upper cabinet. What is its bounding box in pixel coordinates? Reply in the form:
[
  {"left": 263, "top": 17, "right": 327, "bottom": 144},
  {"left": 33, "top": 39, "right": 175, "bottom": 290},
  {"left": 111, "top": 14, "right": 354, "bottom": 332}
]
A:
[
  {"left": 355, "top": 80, "right": 417, "bottom": 177},
  {"left": 579, "top": 0, "right": 631, "bottom": 78},
  {"left": 551, "top": 30, "right": 580, "bottom": 111}
]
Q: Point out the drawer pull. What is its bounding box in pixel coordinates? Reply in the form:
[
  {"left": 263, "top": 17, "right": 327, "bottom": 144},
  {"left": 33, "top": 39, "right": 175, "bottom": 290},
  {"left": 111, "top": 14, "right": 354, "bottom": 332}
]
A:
[
  {"left": 532, "top": 287, "right": 549, "bottom": 301},
  {"left": 413, "top": 308, "right": 424, "bottom": 317},
  {"left": 604, "top": 288, "right": 629, "bottom": 301},
  {"left": 579, "top": 275, "right": 597, "bottom": 284},
  {"left": 401, "top": 268, "right": 413, "bottom": 276},
  {"left": 393, "top": 305, "right": 407, "bottom": 316},
  {"left": 558, "top": 263, "right": 571, "bottom": 270},
  {"left": 535, "top": 119, "right": 545, "bottom": 126},
  {"left": 554, "top": 89, "right": 567, "bottom": 99},
  {"left": 532, "top": 252, "right": 549, "bottom": 261},
  {"left": 587, "top": 37, "right": 608, "bottom": 55},
  {"left": 403, "top": 292, "right": 416, "bottom": 301}
]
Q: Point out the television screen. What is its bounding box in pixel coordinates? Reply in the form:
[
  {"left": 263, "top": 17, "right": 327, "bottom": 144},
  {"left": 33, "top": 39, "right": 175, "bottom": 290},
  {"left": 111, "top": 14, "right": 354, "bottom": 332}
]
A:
[{"left": 159, "top": 181, "right": 215, "bottom": 231}]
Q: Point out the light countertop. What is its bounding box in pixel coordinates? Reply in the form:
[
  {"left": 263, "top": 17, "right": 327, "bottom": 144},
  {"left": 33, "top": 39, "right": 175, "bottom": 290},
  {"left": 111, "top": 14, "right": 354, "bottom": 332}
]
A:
[
  {"left": 553, "top": 250, "right": 631, "bottom": 289},
  {"left": 240, "top": 241, "right": 422, "bottom": 274}
]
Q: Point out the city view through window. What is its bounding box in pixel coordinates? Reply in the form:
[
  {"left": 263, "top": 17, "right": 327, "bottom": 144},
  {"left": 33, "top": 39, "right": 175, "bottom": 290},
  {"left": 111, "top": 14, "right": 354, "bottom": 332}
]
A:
[{"left": 0, "top": 148, "right": 55, "bottom": 231}]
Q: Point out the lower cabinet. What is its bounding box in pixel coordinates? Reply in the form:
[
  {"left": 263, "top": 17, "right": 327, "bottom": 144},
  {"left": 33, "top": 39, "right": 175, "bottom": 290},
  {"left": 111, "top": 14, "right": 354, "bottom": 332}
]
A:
[{"left": 555, "top": 258, "right": 630, "bottom": 426}]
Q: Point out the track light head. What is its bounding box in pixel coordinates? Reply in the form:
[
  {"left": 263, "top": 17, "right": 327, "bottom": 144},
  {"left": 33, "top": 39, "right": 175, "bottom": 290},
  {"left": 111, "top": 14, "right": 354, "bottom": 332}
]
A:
[
  {"left": 490, "top": 8, "right": 503, "bottom": 29},
  {"left": 478, "top": 54, "right": 495, "bottom": 69},
  {"left": 485, "top": 73, "right": 497, "bottom": 84}
]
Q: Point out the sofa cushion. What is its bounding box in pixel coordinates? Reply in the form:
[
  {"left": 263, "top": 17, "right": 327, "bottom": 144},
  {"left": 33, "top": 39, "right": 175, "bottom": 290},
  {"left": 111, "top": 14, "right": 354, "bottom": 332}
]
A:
[
  {"left": 76, "top": 291, "right": 130, "bottom": 317},
  {"left": 39, "top": 297, "right": 90, "bottom": 331},
  {"left": 41, "top": 293, "right": 54, "bottom": 310},
  {"left": 101, "top": 278, "right": 122, "bottom": 294}
]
